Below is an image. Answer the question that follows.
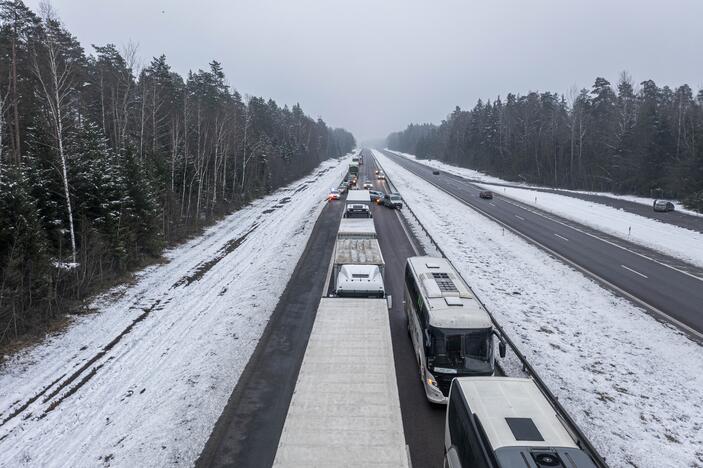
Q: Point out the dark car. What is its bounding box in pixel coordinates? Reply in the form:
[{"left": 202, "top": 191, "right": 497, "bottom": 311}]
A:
[
  {"left": 369, "top": 190, "right": 384, "bottom": 203},
  {"left": 383, "top": 193, "right": 403, "bottom": 209},
  {"left": 479, "top": 190, "right": 493, "bottom": 199},
  {"left": 432, "top": 170, "right": 440, "bottom": 175}
]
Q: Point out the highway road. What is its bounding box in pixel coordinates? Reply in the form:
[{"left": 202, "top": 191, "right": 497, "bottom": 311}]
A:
[
  {"left": 379, "top": 149, "right": 703, "bottom": 340},
  {"left": 197, "top": 152, "right": 446, "bottom": 467},
  {"left": 403, "top": 158, "right": 703, "bottom": 233}
]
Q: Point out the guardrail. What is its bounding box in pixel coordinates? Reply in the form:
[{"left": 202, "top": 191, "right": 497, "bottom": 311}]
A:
[{"left": 373, "top": 151, "right": 609, "bottom": 468}]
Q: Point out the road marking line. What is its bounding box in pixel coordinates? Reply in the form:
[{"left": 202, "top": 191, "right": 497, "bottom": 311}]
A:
[
  {"left": 379, "top": 150, "right": 703, "bottom": 341},
  {"left": 387, "top": 151, "right": 703, "bottom": 284},
  {"left": 515, "top": 215, "right": 525, "bottom": 221},
  {"left": 621, "top": 265, "right": 648, "bottom": 279},
  {"left": 554, "top": 233, "right": 569, "bottom": 241},
  {"left": 489, "top": 202, "right": 496, "bottom": 207}
]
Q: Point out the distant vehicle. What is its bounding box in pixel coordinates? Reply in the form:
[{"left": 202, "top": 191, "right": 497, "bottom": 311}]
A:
[
  {"left": 377, "top": 172, "right": 386, "bottom": 180},
  {"left": 349, "top": 161, "right": 359, "bottom": 179},
  {"left": 344, "top": 203, "right": 372, "bottom": 218},
  {"left": 363, "top": 181, "right": 373, "bottom": 190},
  {"left": 404, "top": 256, "right": 505, "bottom": 404},
  {"left": 479, "top": 190, "right": 493, "bottom": 200},
  {"left": 432, "top": 170, "right": 440, "bottom": 175},
  {"left": 445, "top": 377, "right": 598, "bottom": 468},
  {"left": 369, "top": 190, "right": 384, "bottom": 203},
  {"left": 375, "top": 169, "right": 380, "bottom": 175},
  {"left": 327, "top": 188, "right": 340, "bottom": 201},
  {"left": 653, "top": 199, "right": 675, "bottom": 212},
  {"left": 337, "top": 183, "right": 348, "bottom": 194},
  {"left": 382, "top": 193, "right": 403, "bottom": 209}
]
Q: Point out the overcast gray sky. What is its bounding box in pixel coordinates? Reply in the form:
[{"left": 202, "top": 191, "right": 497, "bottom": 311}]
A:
[{"left": 26, "top": 0, "right": 703, "bottom": 142}]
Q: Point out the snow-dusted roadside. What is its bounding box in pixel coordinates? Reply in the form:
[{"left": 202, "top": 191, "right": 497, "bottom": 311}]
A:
[
  {"left": 385, "top": 149, "right": 703, "bottom": 269},
  {"left": 481, "top": 183, "right": 703, "bottom": 269},
  {"left": 0, "top": 154, "right": 352, "bottom": 467},
  {"left": 374, "top": 150, "right": 703, "bottom": 468},
  {"left": 387, "top": 148, "right": 702, "bottom": 217}
]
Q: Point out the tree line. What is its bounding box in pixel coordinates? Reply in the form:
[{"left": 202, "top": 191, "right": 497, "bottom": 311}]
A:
[
  {"left": 0, "top": 1, "right": 355, "bottom": 347},
  {"left": 387, "top": 74, "right": 703, "bottom": 210}
]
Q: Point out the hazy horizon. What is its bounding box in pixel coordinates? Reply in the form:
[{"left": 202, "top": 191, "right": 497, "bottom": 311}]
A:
[{"left": 25, "top": 0, "right": 703, "bottom": 142}]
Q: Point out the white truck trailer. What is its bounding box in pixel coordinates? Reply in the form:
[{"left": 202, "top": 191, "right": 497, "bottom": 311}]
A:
[
  {"left": 337, "top": 217, "right": 377, "bottom": 239},
  {"left": 273, "top": 298, "right": 410, "bottom": 468}
]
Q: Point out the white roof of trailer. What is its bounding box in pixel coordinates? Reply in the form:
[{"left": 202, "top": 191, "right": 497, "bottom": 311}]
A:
[
  {"left": 346, "top": 189, "right": 371, "bottom": 203},
  {"left": 334, "top": 238, "right": 384, "bottom": 266},
  {"left": 274, "top": 298, "right": 409, "bottom": 467},
  {"left": 455, "top": 377, "right": 578, "bottom": 450},
  {"left": 407, "top": 256, "right": 491, "bottom": 329},
  {"left": 338, "top": 218, "right": 377, "bottom": 238}
]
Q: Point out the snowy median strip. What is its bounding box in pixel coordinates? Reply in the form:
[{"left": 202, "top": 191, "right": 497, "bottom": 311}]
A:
[
  {"left": 373, "top": 149, "right": 703, "bottom": 468},
  {"left": 0, "top": 153, "right": 353, "bottom": 467}
]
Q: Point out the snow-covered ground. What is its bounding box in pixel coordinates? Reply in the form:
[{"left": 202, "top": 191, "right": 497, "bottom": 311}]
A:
[
  {"left": 481, "top": 183, "right": 703, "bottom": 269},
  {"left": 385, "top": 149, "right": 703, "bottom": 268},
  {"left": 0, "top": 154, "right": 352, "bottom": 467},
  {"left": 374, "top": 149, "right": 703, "bottom": 468},
  {"left": 386, "top": 148, "right": 703, "bottom": 218}
]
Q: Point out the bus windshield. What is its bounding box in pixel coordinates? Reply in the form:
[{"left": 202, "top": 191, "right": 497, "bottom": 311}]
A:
[{"left": 430, "top": 327, "right": 493, "bottom": 374}]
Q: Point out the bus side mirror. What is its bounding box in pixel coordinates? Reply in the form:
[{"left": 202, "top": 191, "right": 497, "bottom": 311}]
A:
[{"left": 499, "top": 341, "right": 506, "bottom": 358}]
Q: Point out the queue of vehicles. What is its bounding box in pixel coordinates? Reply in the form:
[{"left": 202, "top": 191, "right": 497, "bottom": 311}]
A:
[{"left": 308, "top": 153, "right": 603, "bottom": 467}]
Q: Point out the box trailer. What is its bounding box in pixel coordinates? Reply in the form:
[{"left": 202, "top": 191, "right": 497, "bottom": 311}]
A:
[{"left": 337, "top": 218, "right": 377, "bottom": 239}]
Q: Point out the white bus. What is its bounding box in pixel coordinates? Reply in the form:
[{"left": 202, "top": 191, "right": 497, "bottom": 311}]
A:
[
  {"left": 444, "top": 377, "right": 598, "bottom": 468},
  {"left": 404, "top": 256, "right": 505, "bottom": 404},
  {"left": 273, "top": 298, "right": 409, "bottom": 467}
]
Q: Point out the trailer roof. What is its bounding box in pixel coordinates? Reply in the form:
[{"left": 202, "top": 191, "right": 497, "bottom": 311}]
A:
[
  {"left": 455, "top": 377, "right": 578, "bottom": 450},
  {"left": 334, "top": 238, "right": 384, "bottom": 266},
  {"left": 273, "top": 298, "right": 409, "bottom": 467},
  {"left": 338, "top": 218, "right": 377, "bottom": 238},
  {"left": 346, "top": 189, "right": 371, "bottom": 203}
]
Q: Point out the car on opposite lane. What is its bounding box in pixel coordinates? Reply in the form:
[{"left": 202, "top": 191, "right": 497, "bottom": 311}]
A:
[
  {"left": 363, "top": 181, "right": 373, "bottom": 190},
  {"left": 479, "top": 190, "right": 493, "bottom": 200}
]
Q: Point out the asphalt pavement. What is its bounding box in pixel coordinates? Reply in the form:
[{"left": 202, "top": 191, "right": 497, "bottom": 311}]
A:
[
  {"left": 195, "top": 197, "right": 344, "bottom": 468},
  {"left": 360, "top": 150, "right": 447, "bottom": 468},
  {"left": 379, "top": 149, "right": 703, "bottom": 340},
  {"left": 197, "top": 153, "right": 447, "bottom": 467}
]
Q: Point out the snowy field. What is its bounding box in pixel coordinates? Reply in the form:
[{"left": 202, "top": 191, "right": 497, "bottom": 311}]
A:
[
  {"left": 385, "top": 149, "right": 703, "bottom": 269},
  {"left": 374, "top": 150, "right": 703, "bottom": 468},
  {"left": 0, "top": 154, "right": 352, "bottom": 467}
]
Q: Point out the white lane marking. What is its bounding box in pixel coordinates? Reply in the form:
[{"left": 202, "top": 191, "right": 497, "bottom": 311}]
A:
[
  {"left": 554, "top": 233, "right": 569, "bottom": 241},
  {"left": 621, "top": 265, "right": 648, "bottom": 279},
  {"left": 378, "top": 151, "right": 703, "bottom": 341},
  {"left": 515, "top": 215, "right": 525, "bottom": 221},
  {"left": 489, "top": 202, "right": 496, "bottom": 207},
  {"left": 388, "top": 152, "right": 703, "bottom": 284}
]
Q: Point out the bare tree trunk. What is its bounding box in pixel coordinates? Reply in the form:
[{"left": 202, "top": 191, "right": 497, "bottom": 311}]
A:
[{"left": 11, "top": 19, "right": 21, "bottom": 163}]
